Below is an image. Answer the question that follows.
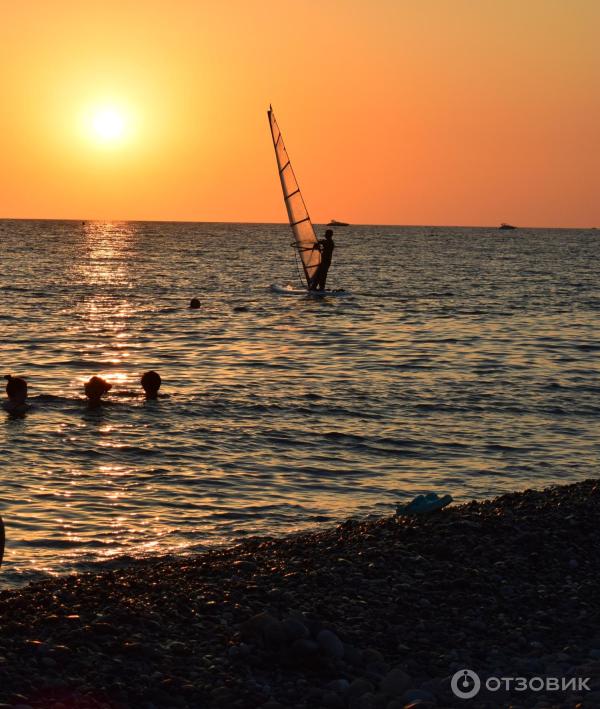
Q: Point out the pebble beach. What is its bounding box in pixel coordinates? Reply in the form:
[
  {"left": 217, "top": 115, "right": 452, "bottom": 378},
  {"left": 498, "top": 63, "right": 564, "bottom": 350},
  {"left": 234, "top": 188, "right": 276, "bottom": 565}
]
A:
[{"left": 2, "top": 478, "right": 600, "bottom": 709}]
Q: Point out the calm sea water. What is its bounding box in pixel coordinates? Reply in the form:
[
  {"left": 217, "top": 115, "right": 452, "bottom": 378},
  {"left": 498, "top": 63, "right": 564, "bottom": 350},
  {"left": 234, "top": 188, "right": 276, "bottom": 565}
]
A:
[{"left": 0, "top": 220, "right": 598, "bottom": 587}]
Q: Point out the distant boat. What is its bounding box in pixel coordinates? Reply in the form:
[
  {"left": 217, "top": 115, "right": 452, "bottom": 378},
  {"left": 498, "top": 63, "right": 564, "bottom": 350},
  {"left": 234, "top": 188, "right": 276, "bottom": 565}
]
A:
[
  {"left": 327, "top": 219, "right": 349, "bottom": 227},
  {"left": 499, "top": 223, "right": 517, "bottom": 230}
]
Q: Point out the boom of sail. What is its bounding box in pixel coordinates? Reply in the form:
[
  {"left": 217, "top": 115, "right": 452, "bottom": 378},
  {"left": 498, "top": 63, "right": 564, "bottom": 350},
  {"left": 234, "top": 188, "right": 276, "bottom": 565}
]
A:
[{"left": 267, "top": 106, "right": 320, "bottom": 289}]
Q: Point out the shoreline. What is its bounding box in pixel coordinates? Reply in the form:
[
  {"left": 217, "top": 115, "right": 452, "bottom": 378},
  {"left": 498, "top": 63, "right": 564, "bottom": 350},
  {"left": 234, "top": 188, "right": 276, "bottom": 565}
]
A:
[{"left": 2, "top": 479, "right": 600, "bottom": 708}]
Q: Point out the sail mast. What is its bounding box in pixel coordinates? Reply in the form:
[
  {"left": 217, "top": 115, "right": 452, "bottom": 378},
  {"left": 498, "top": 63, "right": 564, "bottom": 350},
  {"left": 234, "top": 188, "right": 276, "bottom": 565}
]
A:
[{"left": 267, "top": 106, "right": 320, "bottom": 289}]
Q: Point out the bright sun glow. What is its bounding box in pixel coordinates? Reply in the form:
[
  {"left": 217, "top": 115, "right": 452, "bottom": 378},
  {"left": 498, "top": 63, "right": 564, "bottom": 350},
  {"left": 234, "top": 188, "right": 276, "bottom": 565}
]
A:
[{"left": 91, "top": 108, "right": 125, "bottom": 142}]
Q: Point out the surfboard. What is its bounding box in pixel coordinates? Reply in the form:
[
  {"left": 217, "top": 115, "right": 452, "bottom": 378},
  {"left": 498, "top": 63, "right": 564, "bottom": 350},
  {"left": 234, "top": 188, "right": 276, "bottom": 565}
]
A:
[{"left": 269, "top": 284, "right": 347, "bottom": 297}]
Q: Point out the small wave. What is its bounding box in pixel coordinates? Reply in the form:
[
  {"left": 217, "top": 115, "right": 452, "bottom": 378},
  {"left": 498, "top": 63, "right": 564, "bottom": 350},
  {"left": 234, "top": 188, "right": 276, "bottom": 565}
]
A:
[
  {"left": 0, "top": 285, "right": 30, "bottom": 292},
  {"left": 60, "top": 359, "right": 128, "bottom": 368},
  {"left": 574, "top": 343, "right": 600, "bottom": 352},
  {"left": 31, "top": 394, "right": 77, "bottom": 403}
]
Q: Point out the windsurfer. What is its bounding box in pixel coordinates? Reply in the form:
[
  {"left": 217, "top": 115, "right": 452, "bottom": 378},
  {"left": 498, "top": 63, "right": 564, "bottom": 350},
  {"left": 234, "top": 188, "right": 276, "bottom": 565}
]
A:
[{"left": 310, "top": 229, "right": 335, "bottom": 290}]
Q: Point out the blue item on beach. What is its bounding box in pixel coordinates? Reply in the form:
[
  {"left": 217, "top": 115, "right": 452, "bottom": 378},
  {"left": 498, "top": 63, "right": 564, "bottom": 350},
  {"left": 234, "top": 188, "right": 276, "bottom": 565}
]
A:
[{"left": 396, "top": 492, "right": 453, "bottom": 516}]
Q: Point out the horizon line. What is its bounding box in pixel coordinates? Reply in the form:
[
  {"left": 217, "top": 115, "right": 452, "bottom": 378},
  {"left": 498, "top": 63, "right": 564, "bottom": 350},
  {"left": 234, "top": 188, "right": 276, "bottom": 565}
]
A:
[{"left": 0, "top": 216, "right": 596, "bottom": 230}]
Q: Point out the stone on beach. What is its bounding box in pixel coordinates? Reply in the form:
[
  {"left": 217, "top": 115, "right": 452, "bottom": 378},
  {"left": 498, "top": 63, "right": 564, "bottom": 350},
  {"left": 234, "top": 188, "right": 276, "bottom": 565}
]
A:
[
  {"left": 282, "top": 617, "right": 309, "bottom": 642},
  {"left": 380, "top": 668, "right": 411, "bottom": 697},
  {"left": 240, "top": 611, "right": 285, "bottom": 649},
  {"left": 316, "top": 629, "right": 345, "bottom": 659},
  {"left": 347, "top": 677, "right": 375, "bottom": 702},
  {"left": 290, "top": 637, "right": 320, "bottom": 663}
]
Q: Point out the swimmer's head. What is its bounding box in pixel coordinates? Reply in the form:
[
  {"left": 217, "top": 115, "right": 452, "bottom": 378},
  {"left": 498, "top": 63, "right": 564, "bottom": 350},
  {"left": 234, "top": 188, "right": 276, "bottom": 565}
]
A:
[
  {"left": 4, "top": 375, "right": 27, "bottom": 403},
  {"left": 190, "top": 298, "right": 200, "bottom": 309},
  {"left": 84, "top": 376, "right": 112, "bottom": 402},
  {"left": 325, "top": 229, "right": 334, "bottom": 239},
  {"left": 141, "top": 370, "right": 162, "bottom": 399}
]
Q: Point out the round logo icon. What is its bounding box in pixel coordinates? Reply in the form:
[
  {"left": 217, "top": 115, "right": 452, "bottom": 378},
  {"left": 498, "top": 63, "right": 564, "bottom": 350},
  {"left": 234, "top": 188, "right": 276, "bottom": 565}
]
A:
[{"left": 451, "top": 669, "right": 481, "bottom": 699}]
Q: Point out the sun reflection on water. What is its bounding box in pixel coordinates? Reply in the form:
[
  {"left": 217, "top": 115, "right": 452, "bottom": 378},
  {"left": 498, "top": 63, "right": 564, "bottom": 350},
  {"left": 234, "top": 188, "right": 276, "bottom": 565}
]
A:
[
  {"left": 62, "top": 222, "right": 143, "bottom": 399},
  {"left": 79, "top": 221, "right": 137, "bottom": 285}
]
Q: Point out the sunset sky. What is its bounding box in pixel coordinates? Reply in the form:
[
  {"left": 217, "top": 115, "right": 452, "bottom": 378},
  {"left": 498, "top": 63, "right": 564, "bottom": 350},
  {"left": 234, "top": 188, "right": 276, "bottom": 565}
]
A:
[{"left": 1, "top": 0, "right": 598, "bottom": 227}]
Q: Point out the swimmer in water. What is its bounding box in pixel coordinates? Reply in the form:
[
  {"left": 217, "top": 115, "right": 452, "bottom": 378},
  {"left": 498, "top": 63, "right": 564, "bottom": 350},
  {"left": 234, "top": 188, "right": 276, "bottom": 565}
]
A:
[
  {"left": 84, "top": 376, "right": 112, "bottom": 407},
  {"left": 141, "top": 370, "right": 162, "bottom": 400},
  {"left": 190, "top": 298, "right": 200, "bottom": 309},
  {"left": 3, "top": 375, "right": 30, "bottom": 414}
]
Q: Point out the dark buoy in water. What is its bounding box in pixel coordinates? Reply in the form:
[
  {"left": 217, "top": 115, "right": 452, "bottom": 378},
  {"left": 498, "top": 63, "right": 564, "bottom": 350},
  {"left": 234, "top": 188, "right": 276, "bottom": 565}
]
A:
[{"left": 190, "top": 298, "right": 200, "bottom": 309}]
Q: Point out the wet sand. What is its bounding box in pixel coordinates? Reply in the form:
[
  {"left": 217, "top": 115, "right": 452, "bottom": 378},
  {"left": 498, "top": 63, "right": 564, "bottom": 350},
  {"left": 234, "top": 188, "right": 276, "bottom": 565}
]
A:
[{"left": 2, "top": 479, "right": 600, "bottom": 708}]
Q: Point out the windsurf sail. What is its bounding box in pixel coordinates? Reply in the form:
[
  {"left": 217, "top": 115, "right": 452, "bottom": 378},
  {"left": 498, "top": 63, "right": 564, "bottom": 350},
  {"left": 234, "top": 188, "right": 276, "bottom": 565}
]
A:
[{"left": 268, "top": 106, "right": 320, "bottom": 289}]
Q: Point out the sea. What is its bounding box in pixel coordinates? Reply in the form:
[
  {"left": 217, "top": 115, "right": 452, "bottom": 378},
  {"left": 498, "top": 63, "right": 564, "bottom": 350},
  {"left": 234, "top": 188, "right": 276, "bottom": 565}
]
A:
[{"left": 1, "top": 220, "right": 598, "bottom": 588}]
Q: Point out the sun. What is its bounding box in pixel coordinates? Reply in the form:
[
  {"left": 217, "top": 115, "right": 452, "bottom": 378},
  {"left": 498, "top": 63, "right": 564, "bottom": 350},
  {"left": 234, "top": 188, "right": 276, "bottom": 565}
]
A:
[
  {"left": 79, "top": 101, "right": 138, "bottom": 153},
  {"left": 91, "top": 107, "right": 126, "bottom": 143}
]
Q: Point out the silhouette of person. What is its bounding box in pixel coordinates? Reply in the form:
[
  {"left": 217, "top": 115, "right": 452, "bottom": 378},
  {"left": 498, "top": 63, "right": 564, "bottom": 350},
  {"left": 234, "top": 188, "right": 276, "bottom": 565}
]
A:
[
  {"left": 3, "top": 375, "right": 30, "bottom": 414},
  {"left": 84, "top": 376, "right": 112, "bottom": 407},
  {"left": 190, "top": 298, "right": 200, "bottom": 309},
  {"left": 141, "top": 371, "right": 161, "bottom": 400},
  {"left": 310, "top": 229, "right": 335, "bottom": 291}
]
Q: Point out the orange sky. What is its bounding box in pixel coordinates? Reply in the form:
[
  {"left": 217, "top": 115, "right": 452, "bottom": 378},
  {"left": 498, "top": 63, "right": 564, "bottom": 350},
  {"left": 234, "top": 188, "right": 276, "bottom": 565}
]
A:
[{"left": 1, "top": 0, "right": 598, "bottom": 227}]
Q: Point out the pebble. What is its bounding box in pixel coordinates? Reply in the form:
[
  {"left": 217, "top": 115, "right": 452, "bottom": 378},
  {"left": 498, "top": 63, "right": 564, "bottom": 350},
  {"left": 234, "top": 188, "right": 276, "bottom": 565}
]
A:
[
  {"left": 348, "top": 677, "right": 374, "bottom": 700},
  {"left": 232, "top": 560, "right": 257, "bottom": 573},
  {"left": 363, "top": 648, "right": 385, "bottom": 664},
  {"left": 290, "top": 638, "right": 319, "bottom": 662},
  {"left": 401, "top": 688, "right": 437, "bottom": 706},
  {"left": 282, "top": 617, "right": 309, "bottom": 642},
  {"left": 326, "top": 679, "right": 350, "bottom": 694},
  {"left": 349, "top": 693, "right": 376, "bottom": 709},
  {"left": 322, "top": 691, "right": 345, "bottom": 709},
  {"left": 317, "top": 629, "right": 344, "bottom": 659},
  {"left": 366, "top": 660, "right": 390, "bottom": 677},
  {"left": 380, "top": 668, "right": 411, "bottom": 697},
  {"left": 344, "top": 643, "right": 364, "bottom": 667},
  {"left": 240, "top": 612, "right": 284, "bottom": 649}
]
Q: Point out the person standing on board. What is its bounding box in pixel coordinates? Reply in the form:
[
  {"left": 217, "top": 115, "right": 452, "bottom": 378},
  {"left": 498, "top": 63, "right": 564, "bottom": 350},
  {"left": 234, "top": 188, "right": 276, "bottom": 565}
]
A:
[{"left": 310, "top": 229, "right": 335, "bottom": 290}]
